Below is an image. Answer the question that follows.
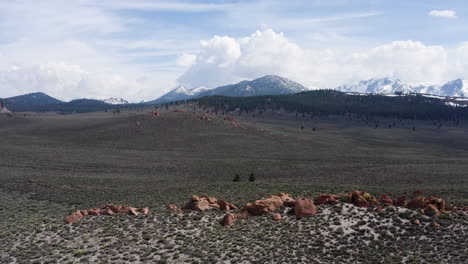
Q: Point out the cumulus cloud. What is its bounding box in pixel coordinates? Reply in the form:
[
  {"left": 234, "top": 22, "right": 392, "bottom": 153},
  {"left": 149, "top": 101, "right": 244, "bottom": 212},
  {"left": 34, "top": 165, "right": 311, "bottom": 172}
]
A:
[
  {"left": 178, "top": 29, "right": 468, "bottom": 89},
  {"left": 428, "top": 10, "right": 458, "bottom": 19},
  {"left": 0, "top": 62, "right": 175, "bottom": 102}
]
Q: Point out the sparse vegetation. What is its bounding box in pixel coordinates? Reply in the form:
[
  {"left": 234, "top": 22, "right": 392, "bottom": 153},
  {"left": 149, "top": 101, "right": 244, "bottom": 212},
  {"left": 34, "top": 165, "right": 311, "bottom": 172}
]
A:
[{"left": 0, "top": 105, "right": 467, "bottom": 263}]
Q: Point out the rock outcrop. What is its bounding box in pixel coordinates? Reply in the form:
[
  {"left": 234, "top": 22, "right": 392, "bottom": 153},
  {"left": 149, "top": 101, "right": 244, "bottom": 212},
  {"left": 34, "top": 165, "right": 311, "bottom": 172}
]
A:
[
  {"left": 347, "top": 190, "right": 379, "bottom": 207},
  {"left": 64, "top": 204, "right": 150, "bottom": 224},
  {"left": 178, "top": 195, "right": 238, "bottom": 212}
]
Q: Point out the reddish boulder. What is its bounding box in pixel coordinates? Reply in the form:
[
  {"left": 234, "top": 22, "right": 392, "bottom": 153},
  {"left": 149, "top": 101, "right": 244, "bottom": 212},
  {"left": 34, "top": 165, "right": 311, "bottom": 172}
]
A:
[
  {"left": 242, "top": 195, "right": 284, "bottom": 216},
  {"left": 315, "top": 194, "right": 340, "bottom": 205},
  {"left": 278, "top": 193, "right": 296, "bottom": 207},
  {"left": 424, "top": 204, "right": 441, "bottom": 218},
  {"left": 407, "top": 196, "right": 427, "bottom": 209},
  {"left": 221, "top": 213, "right": 237, "bottom": 226},
  {"left": 381, "top": 195, "right": 394, "bottom": 206},
  {"left": 293, "top": 198, "right": 317, "bottom": 217},
  {"left": 64, "top": 210, "right": 84, "bottom": 224},
  {"left": 140, "top": 208, "right": 150, "bottom": 215},
  {"left": 272, "top": 213, "right": 282, "bottom": 221},
  {"left": 218, "top": 200, "right": 238, "bottom": 211},
  {"left": 426, "top": 196, "right": 446, "bottom": 213},
  {"left": 413, "top": 219, "right": 421, "bottom": 225},
  {"left": 395, "top": 196, "right": 407, "bottom": 207}
]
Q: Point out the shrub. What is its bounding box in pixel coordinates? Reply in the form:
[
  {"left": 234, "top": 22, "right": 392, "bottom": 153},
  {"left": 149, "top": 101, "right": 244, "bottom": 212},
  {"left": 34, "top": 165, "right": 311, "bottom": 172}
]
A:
[
  {"left": 233, "top": 174, "right": 241, "bottom": 182},
  {"left": 249, "top": 173, "right": 255, "bottom": 182}
]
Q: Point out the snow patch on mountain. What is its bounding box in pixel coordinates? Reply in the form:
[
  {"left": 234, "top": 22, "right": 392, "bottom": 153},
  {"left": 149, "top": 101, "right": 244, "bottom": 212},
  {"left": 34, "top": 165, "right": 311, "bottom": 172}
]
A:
[{"left": 101, "top": 98, "right": 129, "bottom": 105}]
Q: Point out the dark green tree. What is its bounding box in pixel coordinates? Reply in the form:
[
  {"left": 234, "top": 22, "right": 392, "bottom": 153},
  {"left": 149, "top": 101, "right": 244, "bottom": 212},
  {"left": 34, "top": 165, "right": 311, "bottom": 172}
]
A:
[
  {"left": 233, "top": 174, "right": 241, "bottom": 182},
  {"left": 249, "top": 173, "right": 255, "bottom": 182}
]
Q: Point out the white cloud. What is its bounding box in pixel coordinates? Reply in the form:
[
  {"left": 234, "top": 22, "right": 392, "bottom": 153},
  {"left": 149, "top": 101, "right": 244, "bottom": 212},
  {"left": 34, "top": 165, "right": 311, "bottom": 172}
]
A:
[
  {"left": 178, "top": 29, "right": 468, "bottom": 89},
  {"left": 429, "top": 10, "right": 458, "bottom": 19}
]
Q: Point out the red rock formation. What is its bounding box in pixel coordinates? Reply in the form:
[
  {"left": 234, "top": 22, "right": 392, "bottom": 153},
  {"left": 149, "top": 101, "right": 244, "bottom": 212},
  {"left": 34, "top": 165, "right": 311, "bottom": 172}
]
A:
[
  {"left": 293, "top": 198, "right": 317, "bottom": 217},
  {"left": 64, "top": 204, "right": 150, "bottom": 224},
  {"left": 242, "top": 195, "right": 284, "bottom": 216},
  {"left": 180, "top": 195, "right": 237, "bottom": 212},
  {"left": 278, "top": 193, "right": 296, "bottom": 207},
  {"left": 315, "top": 194, "right": 340, "bottom": 205},
  {"left": 64, "top": 211, "right": 84, "bottom": 224}
]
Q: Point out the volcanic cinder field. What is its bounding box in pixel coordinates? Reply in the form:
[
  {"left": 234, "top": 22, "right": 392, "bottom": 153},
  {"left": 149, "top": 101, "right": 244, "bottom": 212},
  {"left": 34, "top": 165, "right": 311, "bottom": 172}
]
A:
[{"left": 1, "top": 105, "right": 467, "bottom": 263}]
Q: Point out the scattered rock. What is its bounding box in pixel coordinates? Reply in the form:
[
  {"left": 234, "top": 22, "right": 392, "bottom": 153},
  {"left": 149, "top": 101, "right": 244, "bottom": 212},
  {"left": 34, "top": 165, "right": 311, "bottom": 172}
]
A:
[
  {"left": 272, "top": 213, "right": 282, "bottom": 221},
  {"left": 413, "top": 219, "right": 421, "bottom": 225}
]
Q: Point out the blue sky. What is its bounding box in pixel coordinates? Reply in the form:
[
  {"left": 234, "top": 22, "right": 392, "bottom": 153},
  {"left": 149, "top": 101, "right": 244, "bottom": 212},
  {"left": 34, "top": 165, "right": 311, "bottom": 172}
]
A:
[{"left": 0, "top": 0, "right": 467, "bottom": 101}]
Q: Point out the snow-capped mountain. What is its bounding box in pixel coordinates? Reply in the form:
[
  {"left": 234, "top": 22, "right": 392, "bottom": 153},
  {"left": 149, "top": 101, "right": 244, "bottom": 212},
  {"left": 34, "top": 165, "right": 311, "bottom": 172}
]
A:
[
  {"left": 336, "top": 78, "right": 422, "bottom": 94},
  {"left": 335, "top": 77, "right": 468, "bottom": 98},
  {"left": 147, "top": 85, "right": 212, "bottom": 104},
  {"left": 439, "top": 79, "right": 468, "bottom": 98},
  {"left": 148, "top": 75, "right": 308, "bottom": 104},
  {"left": 101, "top": 98, "right": 129, "bottom": 105},
  {"left": 199, "top": 75, "right": 308, "bottom": 97}
]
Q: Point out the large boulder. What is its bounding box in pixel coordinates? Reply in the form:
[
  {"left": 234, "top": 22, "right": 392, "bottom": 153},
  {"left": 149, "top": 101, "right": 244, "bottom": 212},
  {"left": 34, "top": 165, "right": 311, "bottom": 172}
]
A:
[
  {"left": 293, "top": 198, "right": 317, "bottom": 217},
  {"left": 242, "top": 195, "right": 284, "bottom": 216},
  {"left": 278, "top": 193, "right": 296, "bottom": 207}
]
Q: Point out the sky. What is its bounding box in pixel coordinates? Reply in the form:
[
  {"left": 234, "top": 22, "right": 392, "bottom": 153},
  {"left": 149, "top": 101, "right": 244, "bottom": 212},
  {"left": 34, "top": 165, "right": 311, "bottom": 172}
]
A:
[{"left": 1, "top": 0, "right": 468, "bottom": 102}]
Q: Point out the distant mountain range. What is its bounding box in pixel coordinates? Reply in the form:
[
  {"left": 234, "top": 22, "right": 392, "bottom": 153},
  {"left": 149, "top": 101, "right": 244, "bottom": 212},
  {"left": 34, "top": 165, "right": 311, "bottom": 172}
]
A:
[
  {"left": 2, "top": 75, "right": 468, "bottom": 112},
  {"left": 336, "top": 77, "right": 468, "bottom": 97},
  {"left": 150, "top": 75, "right": 308, "bottom": 103}
]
